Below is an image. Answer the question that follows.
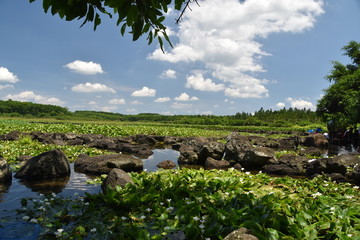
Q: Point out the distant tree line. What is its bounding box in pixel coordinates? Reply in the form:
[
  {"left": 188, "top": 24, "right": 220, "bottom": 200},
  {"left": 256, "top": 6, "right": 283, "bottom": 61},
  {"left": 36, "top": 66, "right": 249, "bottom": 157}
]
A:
[
  {"left": 0, "top": 99, "right": 323, "bottom": 127},
  {"left": 0, "top": 100, "right": 70, "bottom": 117}
]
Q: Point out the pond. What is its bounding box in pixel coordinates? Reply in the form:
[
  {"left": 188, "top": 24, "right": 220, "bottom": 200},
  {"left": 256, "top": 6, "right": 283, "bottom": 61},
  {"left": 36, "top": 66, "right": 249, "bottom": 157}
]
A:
[{"left": 0, "top": 148, "right": 180, "bottom": 220}]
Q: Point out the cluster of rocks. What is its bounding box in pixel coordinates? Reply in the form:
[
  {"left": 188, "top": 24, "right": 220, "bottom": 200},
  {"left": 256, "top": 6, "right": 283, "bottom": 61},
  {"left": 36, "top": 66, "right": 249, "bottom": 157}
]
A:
[
  {"left": 1, "top": 130, "right": 360, "bottom": 189},
  {"left": 177, "top": 132, "right": 360, "bottom": 184}
]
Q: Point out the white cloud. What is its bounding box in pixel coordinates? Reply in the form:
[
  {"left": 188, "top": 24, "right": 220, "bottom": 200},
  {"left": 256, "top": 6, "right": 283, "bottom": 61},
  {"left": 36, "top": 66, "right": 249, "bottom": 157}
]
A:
[
  {"left": 276, "top": 102, "right": 286, "bottom": 108},
  {"left": 88, "top": 101, "right": 97, "bottom": 105},
  {"left": 160, "top": 69, "right": 177, "bottom": 79},
  {"left": 186, "top": 73, "right": 225, "bottom": 92},
  {"left": 149, "top": 0, "right": 324, "bottom": 98},
  {"left": 154, "top": 97, "right": 171, "bottom": 103},
  {"left": 174, "top": 93, "right": 199, "bottom": 101},
  {"left": 0, "top": 84, "right": 14, "bottom": 90},
  {"left": 0, "top": 67, "right": 19, "bottom": 83},
  {"left": 65, "top": 60, "right": 104, "bottom": 75},
  {"left": 109, "top": 98, "right": 126, "bottom": 104},
  {"left": 224, "top": 83, "right": 269, "bottom": 98},
  {"left": 131, "top": 86, "right": 156, "bottom": 97},
  {"left": 4, "top": 91, "right": 64, "bottom": 105},
  {"left": 171, "top": 102, "right": 193, "bottom": 109},
  {"left": 71, "top": 82, "right": 116, "bottom": 93},
  {"left": 286, "top": 97, "right": 315, "bottom": 110}
]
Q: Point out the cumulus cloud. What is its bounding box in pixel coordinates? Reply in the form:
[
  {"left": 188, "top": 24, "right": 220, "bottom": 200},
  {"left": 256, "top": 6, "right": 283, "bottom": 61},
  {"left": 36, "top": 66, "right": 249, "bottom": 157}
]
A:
[
  {"left": 149, "top": 0, "right": 324, "bottom": 98},
  {"left": 160, "top": 69, "right": 177, "bottom": 79},
  {"left": 71, "top": 82, "right": 116, "bottom": 93},
  {"left": 109, "top": 98, "right": 126, "bottom": 104},
  {"left": 286, "top": 97, "right": 315, "bottom": 110},
  {"left": 276, "top": 102, "right": 286, "bottom": 108},
  {"left": 154, "top": 97, "right": 171, "bottom": 103},
  {"left": 0, "top": 67, "right": 19, "bottom": 83},
  {"left": 4, "top": 91, "right": 64, "bottom": 105},
  {"left": 131, "top": 86, "right": 156, "bottom": 97},
  {"left": 174, "top": 93, "right": 199, "bottom": 101},
  {"left": 186, "top": 73, "right": 225, "bottom": 92},
  {"left": 65, "top": 60, "right": 104, "bottom": 74}
]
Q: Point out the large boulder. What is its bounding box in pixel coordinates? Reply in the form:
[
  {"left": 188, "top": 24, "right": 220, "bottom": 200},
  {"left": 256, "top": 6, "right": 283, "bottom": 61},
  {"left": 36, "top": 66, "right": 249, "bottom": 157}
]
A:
[
  {"left": 0, "top": 158, "right": 12, "bottom": 183},
  {"left": 74, "top": 153, "right": 143, "bottom": 174},
  {"left": 178, "top": 137, "right": 209, "bottom": 165},
  {"left": 263, "top": 154, "right": 308, "bottom": 176},
  {"left": 306, "top": 158, "right": 347, "bottom": 176},
  {"left": 198, "top": 141, "right": 225, "bottom": 163},
  {"left": 224, "top": 135, "right": 252, "bottom": 164},
  {"left": 101, "top": 168, "right": 134, "bottom": 193},
  {"left": 240, "top": 147, "right": 274, "bottom": 170},
  {"left": 14, "top": 149, "right": 70, "bottom": 180}
]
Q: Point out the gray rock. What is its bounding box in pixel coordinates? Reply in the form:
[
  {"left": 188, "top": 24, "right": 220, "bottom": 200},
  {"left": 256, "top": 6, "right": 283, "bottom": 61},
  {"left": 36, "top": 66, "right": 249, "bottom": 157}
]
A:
[
  {"left": 224, "top": 228, "right": 259, "bottom": 240},
  {"left": 0, "top": 158, "right": 12, "bottom": 183},
  {"left": 263, "top": 154, "right": 308, "bottom": 176},
  {"left": 74, "top": 153, "right": 143, "bottom": 174},
  {"left": 224, "top": 136, "right": 252, "bottom": 164},
  {"left": 240, "top": 147, "right": 274, "bottom": 169},
  {"left": 205, "top": 157, "right": 230, "bottom": 169},
  {"left": 157, "top": 160, "right": 177, "bottom": 169},
  {"left": 101, "top": 168, "right": 134, "bottom": 193},
  {"left": 14, "top": 149, "right": 70, "bottom": 180}
]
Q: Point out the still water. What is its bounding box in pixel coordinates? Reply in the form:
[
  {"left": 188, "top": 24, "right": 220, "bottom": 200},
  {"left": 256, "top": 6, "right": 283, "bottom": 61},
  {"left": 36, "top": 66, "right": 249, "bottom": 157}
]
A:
[{"left": 0, "top": 149, "right": 180, "bottom": 219}]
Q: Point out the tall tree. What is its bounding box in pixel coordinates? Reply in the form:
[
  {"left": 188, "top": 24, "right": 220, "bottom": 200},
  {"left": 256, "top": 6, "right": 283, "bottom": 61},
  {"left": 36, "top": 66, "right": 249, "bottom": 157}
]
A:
[
  {"left": 29, "top": 0, "right": 197, "bottom": 51},
  {"left": 317, "top": 41, "right": 360, "bottom": 130}
]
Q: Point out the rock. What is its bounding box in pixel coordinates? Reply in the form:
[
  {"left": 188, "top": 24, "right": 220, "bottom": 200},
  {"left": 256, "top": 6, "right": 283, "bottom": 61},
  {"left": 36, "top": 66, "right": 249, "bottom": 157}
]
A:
[
  {"left": 240, "top": 147, "right": 274, "bottom": 170},
  {"left": 14, "top": 149, "right": 70, "bottom": 180},
  {"left": 205, "top": 157, "right": 230, "bottom": 169},
  {"left": 348, "top": 164, "right": 360, "bottom": 184},
  {"left": 302, "top": 133, "right": 328, "bottom": 148},
  {"left": 101, "top": 168, "right": 134, "bottom": 193},
  {"left": 224, "top": 227, "right": 259, "bottom": 240},
  {"left": 224, "top": 136, "right": 252, "bottom": 164},
  {"left": 88, "top": 137, "right": 117, "bottom": 150},
  {"left": 74, "top": 153, "right": 143, "bottom": 174},
  {"left": 306, "top": 158, "right": 347, "bottom": 176},
  {"left": 178, "top": 138, "right": 208, "bottom": 165},
  {"left": 156, "top": 160, "right": 177, "bottom": 169},
  {"left": 117, "top": 143, "right": 153, "bottom": 158},
  {"left": 263, "top": 154, "right": 308, "bottom": 176},
  {"left": 135, "top": 134, "right": 157, "bottom": 145},
  {"left": 278, "top": 136, "right": 300, "bottom": 149},
  {"left": 0, "top": 131, "right": 22, "bottom": 141},
  {"left": 0, "top": 158, "right": 12, "bottom": 183},
  {"left": 299, "top": 147, "right": 323, "bottom": 157},
  {"left": 332, "top": 153, "right": 360, "bottom": 168},
  {"left": 198, "top": 141, "right": 225, "bottom": 163}
]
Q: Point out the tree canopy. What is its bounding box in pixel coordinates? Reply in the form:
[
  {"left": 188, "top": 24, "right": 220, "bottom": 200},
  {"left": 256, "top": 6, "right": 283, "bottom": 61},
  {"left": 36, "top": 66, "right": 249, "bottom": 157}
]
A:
[
  {"left": 29, "top": 0, "right": 196, "bottom": 51},
  {"left": 317, "top": 41, "right": 360, "bottom": 130}
]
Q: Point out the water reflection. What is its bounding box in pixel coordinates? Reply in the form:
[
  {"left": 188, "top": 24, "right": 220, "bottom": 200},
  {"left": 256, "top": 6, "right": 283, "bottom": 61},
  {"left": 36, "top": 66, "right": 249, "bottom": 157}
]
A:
[
  {"left": 19, "top": 176, "right": 69, "bottom": 194},
  {"left": 0, "top": 149, "right": 180, "bottom": 218},
  {"left": 142, "top": 148, "right": 180, "bottom": 172}
]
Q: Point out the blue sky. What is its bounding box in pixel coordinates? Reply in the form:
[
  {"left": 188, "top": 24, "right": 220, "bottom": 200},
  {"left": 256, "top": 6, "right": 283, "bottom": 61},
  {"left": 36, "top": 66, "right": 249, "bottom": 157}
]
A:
[{"left": 0, "top": 0, "right": 359, "bottom": 115}]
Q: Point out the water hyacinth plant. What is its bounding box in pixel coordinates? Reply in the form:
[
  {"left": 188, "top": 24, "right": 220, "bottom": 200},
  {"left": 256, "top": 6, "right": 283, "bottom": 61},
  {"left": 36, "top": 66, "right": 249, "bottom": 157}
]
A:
[{"left": 17, "top": 168, "right": 360, "bottom": 239}]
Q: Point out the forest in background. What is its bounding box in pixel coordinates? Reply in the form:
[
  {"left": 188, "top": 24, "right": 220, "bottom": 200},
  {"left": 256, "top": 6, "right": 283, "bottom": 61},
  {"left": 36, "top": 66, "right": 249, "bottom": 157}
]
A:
[{"left": 0, "top": 99, "right": 323, "bottom": 128}]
